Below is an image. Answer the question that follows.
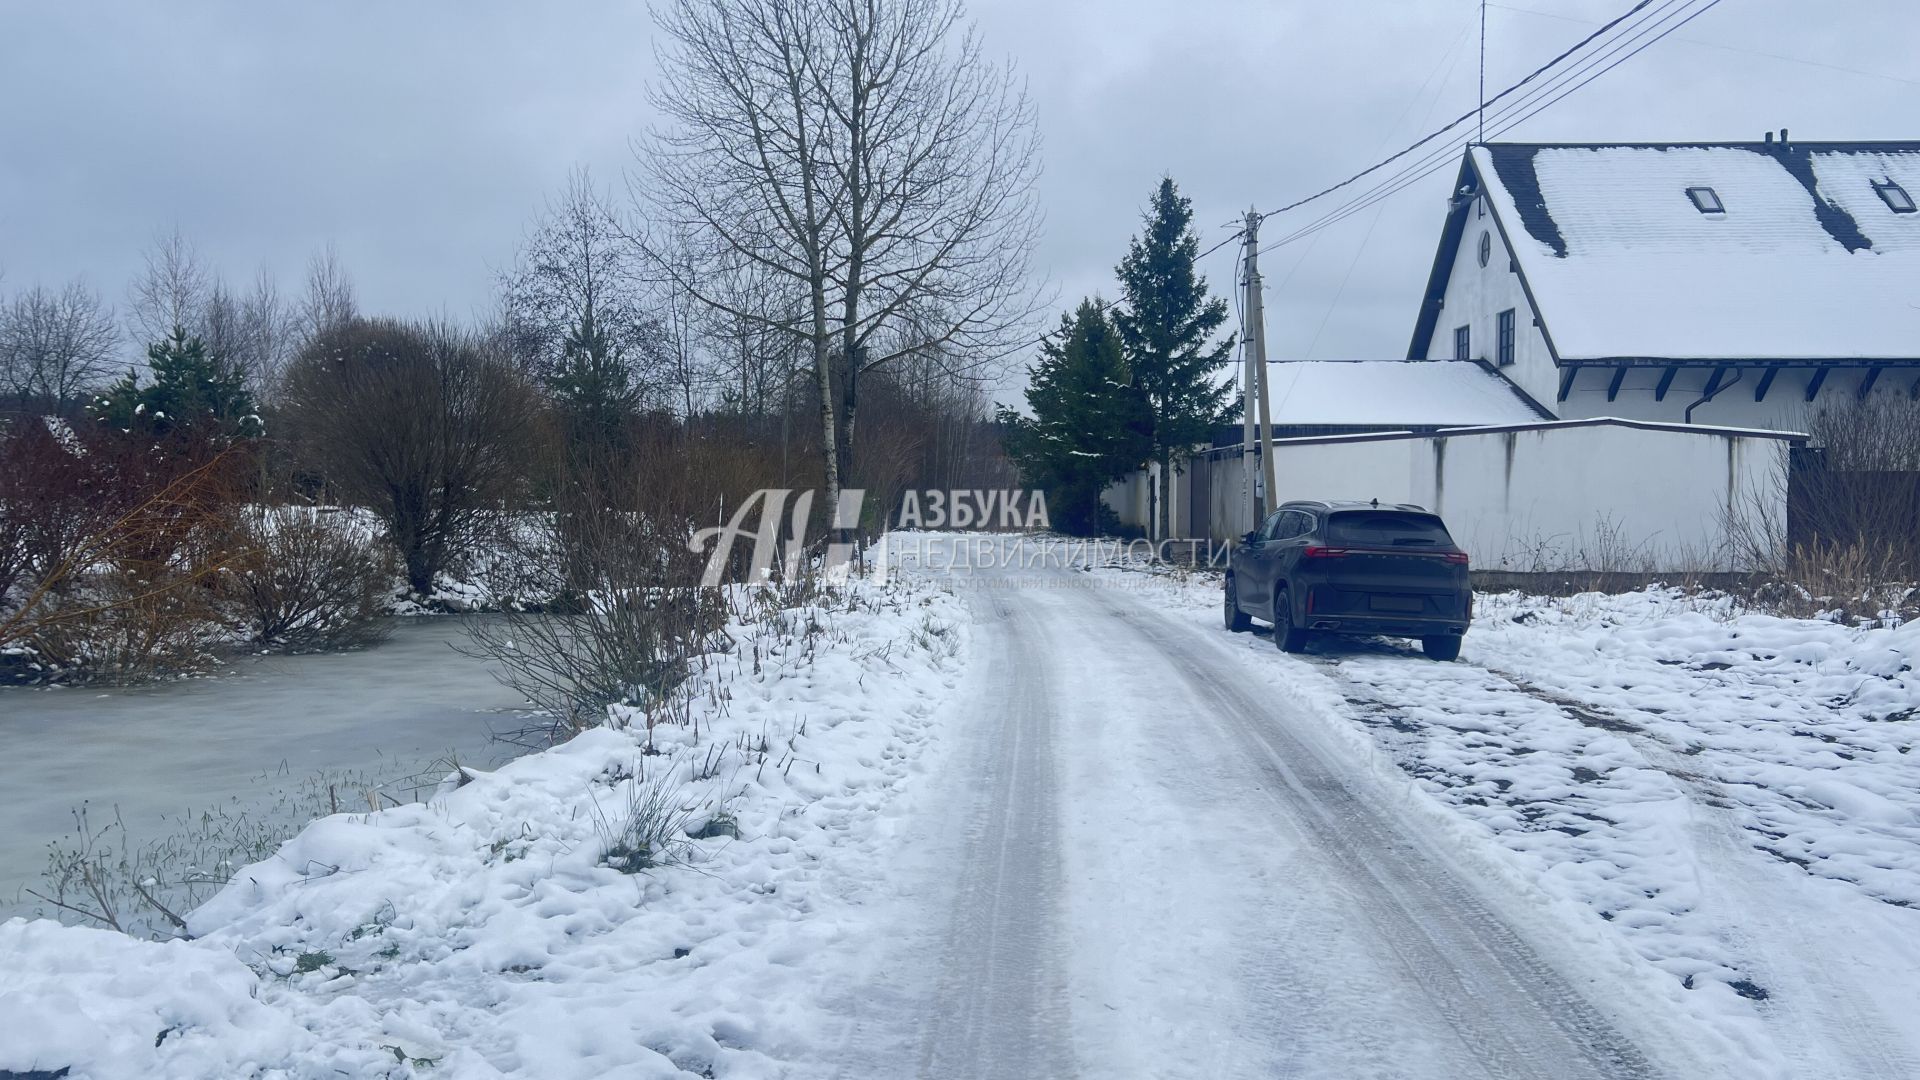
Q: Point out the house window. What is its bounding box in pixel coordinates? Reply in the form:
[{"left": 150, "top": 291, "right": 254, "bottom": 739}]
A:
[
  {"left": 1874, "top": 180, "right": 1916, "bottom": 213},
  {"left": 1687, "top": 186, "right": 1725, "bottom": 214},
  {"left": 1477, "top": 231, "right": 1492, "bottom": 268},
  {"left": 1497, "top": 309, "right": 1516, "bottom": 367},
  {"left": 1453, "top": 325, "right": 1471, "bottom": 361}
]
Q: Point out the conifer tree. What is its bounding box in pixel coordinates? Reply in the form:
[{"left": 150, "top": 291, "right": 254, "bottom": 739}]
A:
[
  {"left": 91, "top": 326, "right": 261, "bottom": 439},
  {"left": 1114, "top": 177, "right": 1238, "bottom": 540},
  {"left": 1001, "top": 299, "right": 1150, "bottom": 535},
  {"left": 547, "top": 301, "right": 639, "bottom": 451}
]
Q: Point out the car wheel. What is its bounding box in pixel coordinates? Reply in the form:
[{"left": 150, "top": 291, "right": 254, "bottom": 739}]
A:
[
  {"left": 1223, "top": 576, "right": 1251, "bottom": 632},
  {"left": 1274, "top": 588, "right": 1308, "bottom": 653},
  {"left": 1422, "top": 634, "right": 1463, "bottom": 662}
]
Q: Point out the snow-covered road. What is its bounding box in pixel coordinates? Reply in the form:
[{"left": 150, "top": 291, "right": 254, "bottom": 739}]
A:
[{"left": 839, "top": 548, "right": 1698, "bottom": 1079}]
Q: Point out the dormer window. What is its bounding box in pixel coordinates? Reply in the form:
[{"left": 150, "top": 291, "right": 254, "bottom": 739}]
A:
[
  {"left": 1686, "top": 186, "right": 1725, "bottom": 214},
  {"left": 1874, "top": 180, "right": 1916, "bottom": 214}
]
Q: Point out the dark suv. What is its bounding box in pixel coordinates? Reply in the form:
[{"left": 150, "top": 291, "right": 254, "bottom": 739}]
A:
[{"left": 1224, "top": 501, "right": 1471, "bottom": 660}]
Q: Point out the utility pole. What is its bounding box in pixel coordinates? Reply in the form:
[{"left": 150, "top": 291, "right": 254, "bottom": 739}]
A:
[{"left": 1241, "top": 210, "right": 1277, "bottom": 527}]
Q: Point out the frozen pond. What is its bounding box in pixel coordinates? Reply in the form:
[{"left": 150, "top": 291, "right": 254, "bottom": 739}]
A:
[{"left": 0, "top": 616, "right": 531, "bottom": 921}]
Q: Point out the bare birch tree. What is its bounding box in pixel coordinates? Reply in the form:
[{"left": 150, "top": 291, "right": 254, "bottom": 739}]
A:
[
  {"left": 200, "top": 270, "right": 293, "bottom": 397},
  {"left": 298, "top": 243, "right": 358, "bottom": 346},
  {"left": 501, "top": 167, "right": 666, "bottom": 403},
  {"left": 127, "top": 228, "right": 211, "bottom": 349},
  {"left": 643, "top": 0, "right": 1041, "bottom": 538},
  {"left": 646, "top": 0, "right": 844, "bottom": 521}
]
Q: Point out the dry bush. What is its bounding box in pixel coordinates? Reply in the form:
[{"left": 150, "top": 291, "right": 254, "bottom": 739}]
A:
[
  {"left": 1, "top": 432, "right": 253, "bottom": 680},
  {"left": 466, "top": 432, "right": 731, "bottom": 745},
  {"left": 0, "top": 417, "right": 116, "bottom": 609},
  {"left": 282, "top": 318, "right": 546, "bottom": 596},
  {"left": 1735, "top": 542, "right": 1919, "bottom": 625},
  {"left": 226, "top": 507, "right": 395, "bottom": 650},
  {"left": 1722, "top": 393, "right": 1920, "bottom": 623}
]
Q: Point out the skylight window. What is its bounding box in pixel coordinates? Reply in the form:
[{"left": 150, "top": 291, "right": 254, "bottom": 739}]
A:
[
  {"left": 1686, "top": 186, "right": 1725, "bottom": 214},
  {"left": 1874, "top": 180, "right": 1916, "bottom": 214}
]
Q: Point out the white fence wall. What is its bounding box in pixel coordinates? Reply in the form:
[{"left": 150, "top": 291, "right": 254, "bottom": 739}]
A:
[
  {"left": 1410, "top": 424, "right": 1788, "bottom": 572},
  {"left": 1109, "top": 421, "right": 1796, "bottom": 571},
  {"left": 1185, "top": 440, "right": 1412, "bottom": 542}
]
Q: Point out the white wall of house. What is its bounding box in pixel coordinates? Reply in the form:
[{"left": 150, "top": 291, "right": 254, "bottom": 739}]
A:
[
  {"left": 1553, "top": 364, "right": 1902, "bottom": 432},
  {"left": 1423, "top": 199, "right": 1561, "bottom": 409},
  {"left": 1409, "top": 423, "right": 1790, "bottom": 572}
]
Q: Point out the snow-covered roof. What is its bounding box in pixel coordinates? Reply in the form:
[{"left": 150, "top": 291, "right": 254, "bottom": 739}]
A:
[
  {"left": 1262, "top": 359, "right": 1547, "bottom": 427},
  {"left": 1464, "top": 141, "right": 1920, "bottom": 362}
]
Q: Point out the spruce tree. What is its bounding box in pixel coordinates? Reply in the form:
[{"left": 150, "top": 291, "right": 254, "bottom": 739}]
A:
[
  {"left": 547, "top": 301, "right": 640, "bottom": 451},
  {"left": 1001, "top": 299, "right": 1150, "bottom": 535},
  {"left": 91, "top": 326, "right": 261, "bottom": 439},
  {"left": 1114, "top": 177, "right": 1238, "bottom": 540}
]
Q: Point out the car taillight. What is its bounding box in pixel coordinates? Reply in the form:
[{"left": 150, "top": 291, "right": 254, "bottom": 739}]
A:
[
  {"left": 1303, "top": 545, "right": 1349, "bottom": 559},
  {"left": 1442, "top": 552, "right": 1469, "bottom": 565}
]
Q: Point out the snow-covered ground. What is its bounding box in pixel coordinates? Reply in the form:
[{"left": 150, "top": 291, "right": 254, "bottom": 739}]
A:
[
  {"left": 1117, "top": 563, "right": 1920, "bottom": 1078},
  {"left": 6, "top": 536, "right": 1918, "bottom": 1079}
]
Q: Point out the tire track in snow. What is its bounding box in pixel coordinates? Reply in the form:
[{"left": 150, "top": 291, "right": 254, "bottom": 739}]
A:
[
  {"left": 1293, "top": 640, "right": 1917, "bottom": 1080},
  {"left": 1082, "top": 587, "right": 1663, "bottom": 1080},
  {"left": 1478, "top": 664, "right": 1920, "bottom": 1080},
  {"left": 913, "top": 589, "right": 1077, "bottom": 1079}
]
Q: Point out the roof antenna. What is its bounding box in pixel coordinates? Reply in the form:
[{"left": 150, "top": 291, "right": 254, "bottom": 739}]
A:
[{"left": 1478, "top": 0, "right": 1487, "bottom": 145}]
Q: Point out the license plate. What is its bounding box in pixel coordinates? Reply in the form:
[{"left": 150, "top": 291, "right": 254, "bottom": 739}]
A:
[{"left": 1369, "top": 595, "right": 1424, "bottom": 613}]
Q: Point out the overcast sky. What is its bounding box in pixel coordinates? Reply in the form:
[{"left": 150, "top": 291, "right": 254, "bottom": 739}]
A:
[{"left": 3, "top": 0, "right": 1917, "bottom": 394}]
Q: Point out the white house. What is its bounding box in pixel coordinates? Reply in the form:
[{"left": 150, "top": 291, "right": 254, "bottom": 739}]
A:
[
  {"left": 1410, "top": 136, "right": 1920, "bottom": 428},
  {"left": 1108, "top": 136, "right": 1920, "bottom": 570}
]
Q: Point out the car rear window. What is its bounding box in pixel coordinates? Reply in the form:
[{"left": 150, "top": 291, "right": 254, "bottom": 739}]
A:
[{"left": 1326, "top": 511, "right": 1453, "bottom": 547}]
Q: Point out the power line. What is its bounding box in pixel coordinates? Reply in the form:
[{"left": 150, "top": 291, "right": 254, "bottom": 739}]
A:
[
  {"left": 1198, "top": 18, "right": 1474, "bottom": 267},
  {"left": 1259, "top": 0, "right": 1726, "bottom": 254},
  {"left": 1488, "top": 1, "right": 1920, "bottom": 87},
  {"left": 1196, "top": 230, "right": 1244, "bottom": 263},
  {"left": 1197, "top": 0, "right": 1702, "bottom": 266},
  {"left": 1261, "top": 0, "right": 1702, "bottom": 250},
  {"left": 1252, "top": 0, "right": 1663, "bottom": 225},
  {"left": 1303, "top": 25, "right": 1472, "bottom": 358}
]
